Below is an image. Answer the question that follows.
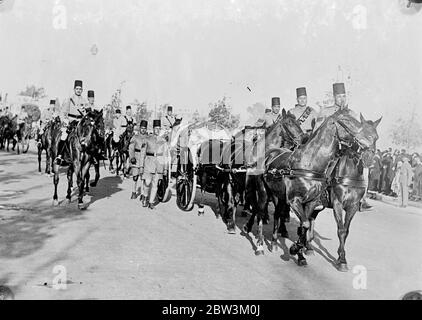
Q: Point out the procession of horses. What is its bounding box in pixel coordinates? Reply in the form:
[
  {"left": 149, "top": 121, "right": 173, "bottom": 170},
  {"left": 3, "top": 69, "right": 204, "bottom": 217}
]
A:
[{"left": 0, "top": 106, "right": 381, "bottom": 272}]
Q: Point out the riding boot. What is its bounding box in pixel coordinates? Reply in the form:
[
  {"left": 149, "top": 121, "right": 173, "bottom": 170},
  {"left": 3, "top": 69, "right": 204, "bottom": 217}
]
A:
[
  {"left": 131, "top": 192, "right": 137, "bottom": 200},
  {"left": 142, "top": 196, "right": 149, "bottom": 207}
]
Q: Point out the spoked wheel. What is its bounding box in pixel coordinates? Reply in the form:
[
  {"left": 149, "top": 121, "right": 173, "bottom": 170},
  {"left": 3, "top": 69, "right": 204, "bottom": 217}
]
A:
[
  {"left": 176, "top": 147, "right": 196, "bottom": 211},
  {"left": 157, "top": 152, "right": 172, "bottom": 203}
]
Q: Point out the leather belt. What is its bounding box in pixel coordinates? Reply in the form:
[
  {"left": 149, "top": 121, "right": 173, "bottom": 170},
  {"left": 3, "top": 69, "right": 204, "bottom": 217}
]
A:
[
  {"left": 147, "top": 152, "right": 163, "bottom": 156},
  {"left": 69, "top": 114, "right": 82, "bottom": 119},
  {"left": 135, "top": 148, "right": 142, "bottom": 153}
]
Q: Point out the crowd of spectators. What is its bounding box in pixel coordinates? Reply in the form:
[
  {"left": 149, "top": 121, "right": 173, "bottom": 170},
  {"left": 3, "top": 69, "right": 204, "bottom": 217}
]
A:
[{"left": 368, "top": 148, "right": 422, "bottom": 207}]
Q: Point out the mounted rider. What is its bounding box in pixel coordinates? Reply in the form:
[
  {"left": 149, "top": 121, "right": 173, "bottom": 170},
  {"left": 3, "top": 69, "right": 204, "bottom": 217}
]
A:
[
  {"left": 16, "top": 105, "right": 29, "bottom": 141},
  {"left": 288, "top": 87, "right": 318, "bottom": 136},
  {"left": 140, "top": 119, "right": 168, "bottom": 209},
  {"left": 124, "top": 105, "right": 136, "bottom": 127},
  {"left": 112, "top": 108, "right": 128, "bottom": 144},
  {"left": 263, "top": 97, "right": 281, "bottom": 128},
  {"left": 129, "top": 120, "right": 148, "bottom": 200},
  {"left": 161, "top": 105, "right": 176, "bottom": 137},
  {"left": 86, "top": 90, "right": 96, "bottom": 113},
  {"left": 85, "top": 90, "right": 107, "bottom": 161},
  {"left": 36, "top": 99, "right": 56, "bottom": 144},
  {"left": 56, "top": 80, "right": 88, "bottom": 165}
]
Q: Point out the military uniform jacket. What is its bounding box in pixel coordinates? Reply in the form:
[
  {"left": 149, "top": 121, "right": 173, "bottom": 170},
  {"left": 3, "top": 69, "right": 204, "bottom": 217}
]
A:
[
  {"left": 129, "top": 133, "right": 148, "bottom": 168},
  {"left": 162, "top": 114, "right": 176, "bottom": 132},
  {"left": 314, "top": 105, "right": 358, "bottom": 130},
  {"left": 263, "top": 112, "right": 280, "bottom": 128},
  {"left": 143, "top": 134, "right": 168, "bottom": 174},
  {"left": 288, "top": 105, "right": 318, "bottom": 133},
  {"left": 62, "top": 94, "right": 88, "bottom": 120}
]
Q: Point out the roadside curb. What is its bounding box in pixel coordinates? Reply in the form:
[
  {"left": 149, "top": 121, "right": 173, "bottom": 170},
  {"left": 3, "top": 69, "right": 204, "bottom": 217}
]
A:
[{"left": 368, "top": 191, "right": 422, "bottom": 210}]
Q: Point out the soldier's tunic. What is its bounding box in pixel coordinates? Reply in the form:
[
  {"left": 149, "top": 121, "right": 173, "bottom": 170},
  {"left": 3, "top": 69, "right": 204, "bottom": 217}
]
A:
[
  {"left": 161, "top": 114, "right": 176, "bottom": 134},
  {"left": 288, "top": 104, "right": 318, "bottom": 133},
  {"left": 263, "top": 111, "right": 280, "bottom": 128},
  {"left": 60, "top": 94, "right": 88, "bottom": 140},
  {"left": 17, "top": 110, "right": 29, "bottom": 125},
  {"left": 112, "top": 115, "right": 128, "bottom": 143},
  {"left": 129, "top": 132, "right": 148, "bottom": 177},
  {"left": 314, "top": 105, "right": 358, "bottom": 130},
  {"left": 142, "top": 134, "right": 168, "bottom": 202}
]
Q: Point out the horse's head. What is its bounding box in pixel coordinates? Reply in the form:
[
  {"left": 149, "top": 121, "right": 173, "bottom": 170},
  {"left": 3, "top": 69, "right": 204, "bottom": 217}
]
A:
[
  {"left": 89, "top": 109, "right": 105, "bottom": 139},
  {"left": 76, "top": 114, "right": 96, "bottom": 151},
  {"left": 279, "top": 109, "right": 304, "bottom": 148},
  {"left": 333, "top": 109, "right": 381, "bottom": 152}
]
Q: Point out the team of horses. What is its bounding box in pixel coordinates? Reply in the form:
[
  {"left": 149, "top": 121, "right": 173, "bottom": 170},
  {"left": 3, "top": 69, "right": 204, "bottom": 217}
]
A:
[
  {"left": 1, "top": 108, "right": 381, "bottom": 271},
  {"left": 0, "top": 114, "right": 32, "bottom": 154}
]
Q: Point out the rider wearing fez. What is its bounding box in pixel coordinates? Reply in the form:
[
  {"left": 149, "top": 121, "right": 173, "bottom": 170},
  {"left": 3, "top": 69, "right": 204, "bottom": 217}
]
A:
[
  {"left": 86, "top": 90, "right": 107, "bottom": 161},
  {"left": 288, "top": 87, "right": 318, "bottom": 136},
  {"left": 140, "top": 119, "right": 168, "bottom": 209},
  {"left": 263, "top": 97, "right": 281, "bottom": 128},
  {"left": 16, "top": 105, "right": 29, "bottom": 140},
  {"left": 86, "top": 90, "right": 95, "bottom": 113},
  {"left": 129, "top": 120, "right": 149, "bottom": 200},
  {"left": 56, "top": 80, "right": 87, "bottom": 165}
]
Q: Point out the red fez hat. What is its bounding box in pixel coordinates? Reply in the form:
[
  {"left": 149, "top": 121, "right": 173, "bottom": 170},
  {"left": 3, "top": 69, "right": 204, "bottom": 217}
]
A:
[
  {"left": 333, "top": 83, "right": 346, "bottom": 95},
  {"left": 296, "top": 87, "right": 307, "bottom": 98},
  {"left": 153, "top": 119, "right": 161, "bottom": 127},
  {"left": 140, "top": 120, "right": 148, "bottom": 128},
  {"left": 74, "top": 80, "right": 83, "bottom": 88},
  {"left": 87, "top": 90, "right": 94, "bottom": 98},
  {"left": 50, "top": 99, "right": 56, "bottom": 105}
]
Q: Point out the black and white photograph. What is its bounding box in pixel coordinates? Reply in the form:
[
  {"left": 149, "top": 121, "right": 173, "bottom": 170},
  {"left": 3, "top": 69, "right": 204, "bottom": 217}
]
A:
[{"left": 0, "top": 0, "right": 421, "bottom": 303}]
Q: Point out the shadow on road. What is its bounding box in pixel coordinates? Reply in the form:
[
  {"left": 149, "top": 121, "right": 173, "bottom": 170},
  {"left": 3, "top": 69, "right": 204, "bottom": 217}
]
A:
[
  {"left": 87, "top": 175, "right": 124, "bottom": 208},
  {"left": 0, "top": 198, "right": 86, "bottom": 259}
]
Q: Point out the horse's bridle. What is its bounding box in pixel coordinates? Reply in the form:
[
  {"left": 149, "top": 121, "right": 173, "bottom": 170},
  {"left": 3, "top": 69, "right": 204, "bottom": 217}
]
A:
[{"left": 280, "top": 119, "right": 303, "bottom": 149}]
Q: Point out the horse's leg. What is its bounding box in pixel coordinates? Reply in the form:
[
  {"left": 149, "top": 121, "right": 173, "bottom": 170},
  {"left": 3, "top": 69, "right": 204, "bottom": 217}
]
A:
[
  {"left": 66, "top": 165, "right": 74, "bottom": 203},
  {"left": 225, "top": 176, "right": 236, "bottom": 234},
  {"left": 198, "top": 172, "right": 206, "bottom": 216},
  {"left": 255, "top": 176, "right": 268, "bottom": 255},
  {"left": 52, "top": 163, "right": 60, "bottom": 206},
  {"left": 271, "top": 196, "right": 281, "bottom": 251},
  {"left": 46, "top": 147, "right": 51, "bottom": 175},
  {"left": 334, "top": 199, "right": 359, "bottom": 272},
  {"left": 37, "top": 144, "right": 42, "bottom": 173},
  {"left": 90, "top": 161, "right": 100, "bottom": 187},
  {"left": 288, "top": 198, "right": 308, "bottom": 266},
  {"left": 78, "top": 160, "right": 91, "bottom": 209},
  {"left": 85, "top": 166, "right": 90, "bottom": 193}
]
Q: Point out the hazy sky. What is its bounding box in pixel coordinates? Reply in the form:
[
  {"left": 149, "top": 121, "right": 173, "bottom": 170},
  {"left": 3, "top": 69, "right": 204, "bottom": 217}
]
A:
[{"left": 0, "top": 0, "right": 421, "bottom": 149}]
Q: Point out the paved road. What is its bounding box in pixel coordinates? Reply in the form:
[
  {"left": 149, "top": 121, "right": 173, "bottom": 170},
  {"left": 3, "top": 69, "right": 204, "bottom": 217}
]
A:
[{"left": 1, "top": 148, "right": 421, "bottom": 299}]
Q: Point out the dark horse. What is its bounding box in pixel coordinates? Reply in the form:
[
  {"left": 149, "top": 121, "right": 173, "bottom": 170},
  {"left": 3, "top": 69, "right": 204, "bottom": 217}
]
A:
[
  {"left": 106, "top": 122, "right": 134, "bottom": 177},
  {"left": 217, "top": 109, "right": 305, "bottom": 234},
  {"left": 260, "top": 109, "right": 380, "bottom": 267},
  {"left": 51, "top": 110, "right": 104, "bottom": 209},
  {"left": 16, "top": 117, "right": 32, "bottom": 155},
  {"left": 328, "top": 114, "right": 381, "bottom": 271},
  {"left": 1, "top": 115, "right": 17, "bottom": 152},
  {"left": 37, "top": 116, "right": 61, "bottom": 175}
]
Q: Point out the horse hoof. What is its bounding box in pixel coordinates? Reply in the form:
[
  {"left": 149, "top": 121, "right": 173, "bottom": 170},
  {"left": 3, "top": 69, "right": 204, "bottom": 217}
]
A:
[
  {"left": 271, "top": 242, "right": 279, "bottom": 252},
  {"left": 298, "top": 258, "right": 308, "bottom": 266},
  {"left": 90, "top": 182, "right": 97, "bottom": 187},
  {"left": 78, "top": 203, "right": 85, "bottom": 210},
  {"left": 337, "top": 263, "right": 349, "bottom": 272},
  {"left": 227, "top": 228, "right": 236, "bottom": 235},
  {"left": 242, "top": 225, "right": 250, "bottom": 234},
  {"left": 255, "top": 249, "right": 264, "bottom": 256},
  {"left": 52, "top": 200, "right": 59, "bottom": 206},
  {"left": 305, "top": 249, "right": 314, "bottom": 256},
  {"left": 289, "top": 244, "right": 299, "bottom": 255}
]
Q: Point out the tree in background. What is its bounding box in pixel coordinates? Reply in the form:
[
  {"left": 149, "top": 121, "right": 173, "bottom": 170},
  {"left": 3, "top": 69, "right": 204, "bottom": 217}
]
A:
[
  {"left": 390, "top": 110, "right": 422, "bottom": 151},
  {"left": 315, "top": 90, "right": 334, "bottom": 111},
  {"left": 208, "top": 96, "right": 240, "bottom": 130},
  {"left": 135, "top": 101, "right": 152, "bottom": 123},
  {"left": 18, "top": 85, "right": 47, "bottom": 101},
  {"left": 246, "top": 102, "right": 266, "bottom": 125}
]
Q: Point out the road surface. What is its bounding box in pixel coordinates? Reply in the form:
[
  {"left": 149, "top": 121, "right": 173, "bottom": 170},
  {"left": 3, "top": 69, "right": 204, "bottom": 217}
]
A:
[{"left": 1, "top": 147, "right": 421, "bottom": 299}]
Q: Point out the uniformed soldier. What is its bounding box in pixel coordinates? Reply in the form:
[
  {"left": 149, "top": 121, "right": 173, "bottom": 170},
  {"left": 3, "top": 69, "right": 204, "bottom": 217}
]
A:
[
  {"left": 124, "top": 105, "right": 136, "bottom": 126},
  {"left": 288, "top": 87, "right": 318, "bottom": 135},
  {"left": 112, "top": 109, "right": 127, "bottom": 144},
  {"left": 37, "top": 100, "right": 55, "bottom": 143},
  {"left": 16, "top": 105, "right": 29, "bottom": 141},
  {"left": 263, "top": 97, "right": 281, "bottom": 128},
  {"left": 86, "top": 90, "right": 95, "bottom": 113},
  {"left": 140, "top": 119, "right": 168, "bottom": 209},
  {"left": 314, "top": 83, "right": 358, "bottom": 130},
  {"left": 162, "top": 105, "right": 176, "bottom": 133},
  {"left": 56, "top": 80, "right": 88, "bottom": 164},
  {"left": 129, "top": 120, "right": 149, "bottom": 200}
]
